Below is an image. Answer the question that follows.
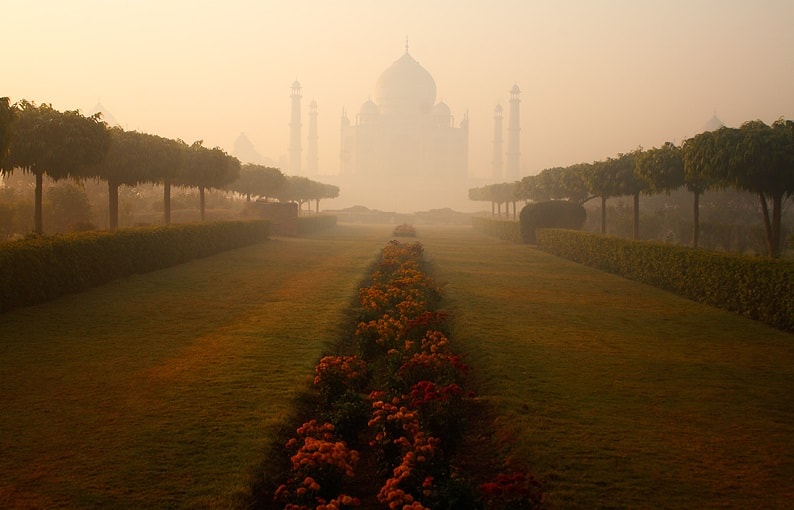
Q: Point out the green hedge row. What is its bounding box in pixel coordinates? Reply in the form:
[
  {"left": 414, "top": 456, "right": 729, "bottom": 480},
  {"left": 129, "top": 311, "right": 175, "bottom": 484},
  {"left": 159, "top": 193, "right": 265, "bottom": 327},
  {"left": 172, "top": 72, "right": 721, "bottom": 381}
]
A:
[
  {"left": 297, "top": 214, "right": 337, "bottom": 234},
  {"left": 536, "top": 229, "right": 794, "bottom": 332},
  {"left": 471, "top": 216, "right": 522, "bottom": 243},
  {"left": 0, "top": 220, "right": 270, "bottom": 313}
]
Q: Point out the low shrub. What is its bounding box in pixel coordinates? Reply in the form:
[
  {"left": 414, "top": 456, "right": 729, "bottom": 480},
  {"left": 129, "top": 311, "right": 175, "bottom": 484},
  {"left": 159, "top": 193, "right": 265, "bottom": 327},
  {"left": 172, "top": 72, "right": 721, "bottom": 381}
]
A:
[
  {"left": 264, "top": 240, "right": 541, "bottom": 508},
  {"left": 0, "top": 220, "right": 270, "bottom": 312},
  {"left": 519, "top": 201, "right": 586, "bottom": 244},
  {"left": 536, "top": 229, "right": 794, "bottom": 332},
  {"left": 394, "top": 224, "right": 417, "bottom": 237}
]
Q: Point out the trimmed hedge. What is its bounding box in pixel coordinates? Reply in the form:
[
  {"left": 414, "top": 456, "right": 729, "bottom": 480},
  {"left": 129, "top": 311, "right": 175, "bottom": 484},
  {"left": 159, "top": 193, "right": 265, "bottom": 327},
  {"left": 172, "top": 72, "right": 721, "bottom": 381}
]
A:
[
  {"left": 0, "top": 220, "right": 270, "bottom": 313},
  {"left": 520, "top": 201, "right": 586, "bottom": 244},
  {"left": 297, "top": 214, "right": 337, "bottom": 234},
  {"left": 536, "top": 229, "right": 794, "bottom": 332},
  {"left": 471, "top": 216, "right": 522, "bottom": 243}
]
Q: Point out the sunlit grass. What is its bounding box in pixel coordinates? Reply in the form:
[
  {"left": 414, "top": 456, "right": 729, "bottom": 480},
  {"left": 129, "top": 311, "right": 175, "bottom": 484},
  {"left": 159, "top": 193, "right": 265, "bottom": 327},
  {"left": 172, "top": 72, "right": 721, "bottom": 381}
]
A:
[
  {"left": 3, "top": 223, "right": 793, "bottom": 508},
  {"left": 420, "top": 225, "right": 794, "bottom": 509},
  {"left": 0, "top": 224, "right": 392, "bottom": 508}
]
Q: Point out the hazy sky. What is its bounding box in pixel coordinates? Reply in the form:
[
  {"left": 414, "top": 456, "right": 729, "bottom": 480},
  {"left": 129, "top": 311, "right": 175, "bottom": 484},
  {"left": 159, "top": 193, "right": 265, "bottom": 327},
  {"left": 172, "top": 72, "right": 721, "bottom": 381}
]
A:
[{"left": 4, "top": 0, "right": 794, "bottom": 181}]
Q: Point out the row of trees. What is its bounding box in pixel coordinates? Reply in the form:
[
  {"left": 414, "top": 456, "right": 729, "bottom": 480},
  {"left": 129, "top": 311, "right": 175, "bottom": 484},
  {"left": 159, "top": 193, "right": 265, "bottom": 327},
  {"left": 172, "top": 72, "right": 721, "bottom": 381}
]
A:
[
  {"left": 229, "top": 166, "right": 340, "bottom": 213},
  {"left": 0, "top": 99, "right": 340, "bottom": 234},
  {"left": 470, "top": 119, "right": 794, "bottom": 258}
]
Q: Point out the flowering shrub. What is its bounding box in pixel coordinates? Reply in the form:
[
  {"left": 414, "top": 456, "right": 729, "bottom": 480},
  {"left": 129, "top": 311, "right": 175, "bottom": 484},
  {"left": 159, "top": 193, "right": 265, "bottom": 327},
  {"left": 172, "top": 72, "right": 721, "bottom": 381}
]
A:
[
  {"left": 274, "top": 420, "right": 361, "bottom": 508},
  {"left": 271, "top": 240, "right": 541, "bottom": 508},
  {"left": 314, "top": 355, "right": 368, "bottom": 403},
  {"left": 409, "top": 380, "right": 467, "bottom": 441},
  {"left": 396, "top": 331, "right": 470, "bottom": 388},
  {"left": 355, "top": 313, "right": 406, "bottom": 354}
]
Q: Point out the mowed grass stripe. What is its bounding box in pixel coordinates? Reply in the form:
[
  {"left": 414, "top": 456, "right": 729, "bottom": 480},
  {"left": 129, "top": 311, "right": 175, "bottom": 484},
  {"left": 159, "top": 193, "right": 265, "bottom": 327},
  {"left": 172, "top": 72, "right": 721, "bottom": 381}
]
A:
[
  {"left": 0, "top": 224, "right": 392, "bottom": 509},
  {"left": 419, "top": 226, "right": 794, "bottom": 509}
]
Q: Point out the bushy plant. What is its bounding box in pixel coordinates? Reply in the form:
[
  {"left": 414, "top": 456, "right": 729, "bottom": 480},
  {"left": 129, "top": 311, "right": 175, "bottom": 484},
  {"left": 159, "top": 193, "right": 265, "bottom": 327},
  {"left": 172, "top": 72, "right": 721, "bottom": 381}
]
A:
[
  {"left": 0, "top": 220, "right": 270, "bottom": 312},
  {"left": 393, "top": 223, "right": 416, "bottom": 237},
  {"left": 271, "top": 239, "right": 542, "bottom": 508},
  {"left": 537, "top": 228, "right": 794, "bottom": 331},
  {"left": 520, "top": 200, "right": 586, "bottom": 244}
]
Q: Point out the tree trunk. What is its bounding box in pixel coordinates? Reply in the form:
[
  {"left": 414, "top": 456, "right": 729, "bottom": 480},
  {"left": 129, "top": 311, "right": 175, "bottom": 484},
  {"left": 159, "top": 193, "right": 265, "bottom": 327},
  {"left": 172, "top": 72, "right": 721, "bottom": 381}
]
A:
[
  {"left": 199, "top": 186, "right": 206, "bottom": 221},
  {"left": 758, "top": 193, "right": 774, "bottom": 257},
  {"left": 600, "top": 196, "right": 607, "bottom": 234},
  {"left": 34, "top": 171, "right": 43, "bottom": 234},
  {"left": 491, "top": 202, "right": 495, "bottom": 216},
  {"left": 692, "top": 191, "right": 700, "bottom": 248},
  {"left": 771, "top": 193, "right": 783, "bottom": 258},
  {"left": 633, "top": 192, "right": 640, "bottom": 239},
  {"left": 164, "top": 180, "right": 171, "bottom": 225},
  {"left": 108, "top": 180, "right": 119, "bottom": 229}
]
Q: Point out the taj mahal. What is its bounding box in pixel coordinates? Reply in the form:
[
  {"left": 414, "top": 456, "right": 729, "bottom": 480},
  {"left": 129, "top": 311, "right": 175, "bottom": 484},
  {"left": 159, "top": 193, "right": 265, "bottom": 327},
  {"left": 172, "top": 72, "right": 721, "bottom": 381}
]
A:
[{"left": 288, "top": 44, "right": 521, "bottom": 213}]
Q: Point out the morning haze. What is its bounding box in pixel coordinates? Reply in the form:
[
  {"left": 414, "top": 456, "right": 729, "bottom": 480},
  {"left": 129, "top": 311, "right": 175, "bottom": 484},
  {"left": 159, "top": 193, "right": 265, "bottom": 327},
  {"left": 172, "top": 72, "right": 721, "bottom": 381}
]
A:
[{"left": 3, "top": 0, "right": 793, "bottom": 212}]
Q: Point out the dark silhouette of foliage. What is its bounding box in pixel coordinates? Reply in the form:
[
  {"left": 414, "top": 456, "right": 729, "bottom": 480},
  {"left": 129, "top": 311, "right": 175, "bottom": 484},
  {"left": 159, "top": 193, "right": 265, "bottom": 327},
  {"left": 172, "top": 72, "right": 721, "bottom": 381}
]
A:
[
  {"left": 519, "top": 200, "right": 586, "bottom": 244},
  {"left": 1, "top": 100, "right": 109, "bottom": 233}
]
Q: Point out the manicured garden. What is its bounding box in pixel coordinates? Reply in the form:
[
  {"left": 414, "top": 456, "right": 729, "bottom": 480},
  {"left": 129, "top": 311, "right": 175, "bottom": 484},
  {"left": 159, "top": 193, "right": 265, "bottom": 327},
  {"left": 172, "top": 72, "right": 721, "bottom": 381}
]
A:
[{"left": 1, "top": 224, "right": 792, "bottom": 508}]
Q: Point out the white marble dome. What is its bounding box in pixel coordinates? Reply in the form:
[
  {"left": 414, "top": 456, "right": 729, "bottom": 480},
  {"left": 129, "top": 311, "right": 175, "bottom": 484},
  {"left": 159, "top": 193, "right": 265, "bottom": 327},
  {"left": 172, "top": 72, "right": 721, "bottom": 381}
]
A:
[{"left": 374, "top": 50, "right": 437, "bottom": 115}]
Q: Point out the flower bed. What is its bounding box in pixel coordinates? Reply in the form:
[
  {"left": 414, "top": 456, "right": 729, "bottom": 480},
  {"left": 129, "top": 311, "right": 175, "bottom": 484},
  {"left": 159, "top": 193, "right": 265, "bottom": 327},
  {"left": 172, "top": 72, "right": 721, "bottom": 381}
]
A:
[{"left": 269, "top": 240, "right": 541, "bottom": 509}]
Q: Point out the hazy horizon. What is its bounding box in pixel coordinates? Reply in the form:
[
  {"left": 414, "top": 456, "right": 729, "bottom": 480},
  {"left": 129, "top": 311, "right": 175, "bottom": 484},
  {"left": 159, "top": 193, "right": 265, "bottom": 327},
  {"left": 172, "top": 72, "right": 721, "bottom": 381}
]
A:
[{"left": 4, "top": 0, "right": 794, "bottom": 211}]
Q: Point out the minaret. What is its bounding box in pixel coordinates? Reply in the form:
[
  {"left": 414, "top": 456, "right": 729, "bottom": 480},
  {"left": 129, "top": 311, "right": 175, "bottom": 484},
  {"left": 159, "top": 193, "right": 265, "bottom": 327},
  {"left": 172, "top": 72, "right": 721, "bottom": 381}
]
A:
[
  {"left": 506, "top": 83, "right": 521, "bottom": 180},
  {"left": 289, "top": 80, "right": 302, "bottom": 175},
  {"left": 307, "top": 99, "right": 318, "bottom": 175},
  {"left": 492, "top": 103, "right": 503, "bottom": 180}
]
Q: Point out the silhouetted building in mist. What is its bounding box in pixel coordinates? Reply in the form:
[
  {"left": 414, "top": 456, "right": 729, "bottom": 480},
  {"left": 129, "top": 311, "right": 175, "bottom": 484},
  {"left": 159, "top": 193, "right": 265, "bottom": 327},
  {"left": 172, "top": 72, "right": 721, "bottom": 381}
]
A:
[
  {"left": 337, "top": 44, "right": 469, "bottom": 210},
  {"left": 506, "top": 83, "right": 521, "bottom": 180},
  {"left": 703, "top": 112, "right": 725, "bottom": 132},
  {"left": 492, "top": 104, "right": 503, "bottom": 180},
  {"left": 289, "top": 80, "right": 303, "bottom": 175},
  {"left": 307, "top": 99, "right": 319, "bottom": 175}
]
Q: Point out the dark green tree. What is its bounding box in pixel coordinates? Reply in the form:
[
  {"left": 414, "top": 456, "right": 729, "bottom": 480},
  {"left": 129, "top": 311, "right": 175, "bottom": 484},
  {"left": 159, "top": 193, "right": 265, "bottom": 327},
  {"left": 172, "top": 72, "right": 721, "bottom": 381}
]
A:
[
  {"left": 1, "top": 101, "right": 109, "bottom": 233},
  {"left": 89, "top": 128, "right": 165, "bottom": 228},
  {"left": 636, "top": 142, "right": 690, "bottom": 242},
  {"left": 156, "top": 137, "right": 187, "bottom": 224},
  {"left": 308, "top": 181, "right": 339, "bottom": 212},
  {"left": 182, "top": 141, "right": 240, "bottom": 221},
  {"left": 229, "top": 164, "right": 286, "bottom": 202},
  {"left": 0, "top": 97, "right": 15, "bottom": 169},
  {"left": 720, "top": 120, "right": 794, "bottom": 257},
  {"left": 586, "top": 159, "right": 621, "bottom": 234}
]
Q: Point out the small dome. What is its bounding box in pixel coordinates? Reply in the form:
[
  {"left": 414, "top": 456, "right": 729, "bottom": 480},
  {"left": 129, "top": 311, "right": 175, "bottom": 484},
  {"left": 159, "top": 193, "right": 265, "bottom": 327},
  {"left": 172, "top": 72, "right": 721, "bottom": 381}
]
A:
[
  {"left": 433, "top": 101, "right": 451, "bottom": 117},
  {"left": 374, "top": 50, "right": 437, "bottom": 115},
  {"left": 360, "top": 99, "right": 379, "bottom": 115}
]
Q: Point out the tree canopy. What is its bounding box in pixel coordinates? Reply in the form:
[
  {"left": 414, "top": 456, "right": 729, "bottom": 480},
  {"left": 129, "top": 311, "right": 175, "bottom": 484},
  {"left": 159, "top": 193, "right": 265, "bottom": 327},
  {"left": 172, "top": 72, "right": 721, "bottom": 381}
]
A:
[
  {"left": 230, "top": 164, "right": 286, "bottom": 201},
  {"left": 2, "top": 101, "right": 110, "bottom": 233},
  {"left": 0, "top": 97, "right": 14, "bottom": 169}
]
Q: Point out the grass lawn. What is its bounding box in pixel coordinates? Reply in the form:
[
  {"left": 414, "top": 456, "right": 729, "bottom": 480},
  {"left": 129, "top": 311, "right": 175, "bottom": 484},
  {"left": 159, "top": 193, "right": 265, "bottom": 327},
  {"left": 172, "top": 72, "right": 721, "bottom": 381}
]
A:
[
  {"left": 419, "top": 225, "right": 794, "bottom": 509},
  {"left": 2, "top": 223, "right": 793, "bottom": 509},
  {"left": 0, "top": 224, "right": 393, "bottom": 508}
]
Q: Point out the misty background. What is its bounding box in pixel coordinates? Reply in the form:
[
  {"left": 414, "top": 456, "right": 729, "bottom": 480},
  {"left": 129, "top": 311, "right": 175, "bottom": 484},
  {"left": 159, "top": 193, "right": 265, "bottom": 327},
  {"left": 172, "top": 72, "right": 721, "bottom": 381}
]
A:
[{"left": 3, "top": 0, "right": 794, "bottom": 213}]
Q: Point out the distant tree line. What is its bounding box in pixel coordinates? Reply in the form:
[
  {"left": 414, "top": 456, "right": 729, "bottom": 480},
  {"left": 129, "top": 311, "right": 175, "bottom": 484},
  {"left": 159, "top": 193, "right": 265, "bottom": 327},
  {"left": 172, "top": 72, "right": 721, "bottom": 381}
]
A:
[
  {"left": 0, "top": 98, "right": 340, "bottom": 234},
  {"left": 469, "top": 119, "right": 794, "bottom": 258}
]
